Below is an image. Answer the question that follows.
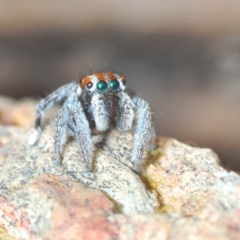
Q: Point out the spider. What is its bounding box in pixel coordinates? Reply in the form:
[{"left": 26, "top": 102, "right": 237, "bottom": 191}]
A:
[{"left": 29, "top": 72, "right": 155, "bottom": 172}]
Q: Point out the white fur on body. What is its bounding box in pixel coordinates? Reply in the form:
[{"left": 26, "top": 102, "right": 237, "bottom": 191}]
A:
[{"left": 29, "top": 74, "right": 154, "bottom": 172}]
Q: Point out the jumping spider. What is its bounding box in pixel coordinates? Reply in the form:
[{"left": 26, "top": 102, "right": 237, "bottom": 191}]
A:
[{"left": 29, "top": 72, "right": 155, "bottom": 172}]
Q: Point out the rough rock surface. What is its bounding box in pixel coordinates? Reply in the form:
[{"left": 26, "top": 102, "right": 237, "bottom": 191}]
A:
[
  {"left": 0, "top": 97, "right": 240, "bottom": 240},
  {"left": 145, "top": 138, "right": 240, "bottom": 218},
  {"left": 0, "top": 97, "right": 36, "bottom": 127}
]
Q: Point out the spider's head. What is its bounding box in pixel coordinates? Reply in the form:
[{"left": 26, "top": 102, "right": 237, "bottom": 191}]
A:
[{"left": 77, "top": 72, "right": 126, "bottom": 96}]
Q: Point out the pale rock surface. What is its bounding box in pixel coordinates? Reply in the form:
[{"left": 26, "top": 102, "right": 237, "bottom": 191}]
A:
[
  {"left": 145, "top": 138, "right": 240, "bottom": 219},
  {"left": 0, "top": 124, "right": 157, "bottom": 215},
  {"left": 0, "top": 97, "right": 36, "bottom": 127},
  {"left": 0, "top": 96, "right": 240, "bottom": 240}
]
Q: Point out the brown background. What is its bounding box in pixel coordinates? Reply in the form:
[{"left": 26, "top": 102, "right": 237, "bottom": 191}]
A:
[{"left": 0, "top": 1, "right": 240, "bottom": 169}]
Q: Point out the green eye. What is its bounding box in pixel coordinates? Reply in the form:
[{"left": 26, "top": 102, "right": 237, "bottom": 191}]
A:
[
  {"left": 97, "top": 80, "right": 108, "bottom": 92},
  {"left": 110, "top": 79, "right": 120, "bottom": 91}
]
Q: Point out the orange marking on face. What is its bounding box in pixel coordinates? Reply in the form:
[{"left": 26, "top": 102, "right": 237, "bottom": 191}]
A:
[
  {"left": 94, "top": 73, "right": 105, "bottom": 81},
  {"left": 107, "top": 72, "right": 117, "bottom": 81},
  {"left": 80, "top": 76, "right": 92, "bottom": 88},
  {"left": 80, "top": 72, "right": 126, "bottom": 89},
  {"left": 120, "top": 75, "right": 126, "bottom": 81}
]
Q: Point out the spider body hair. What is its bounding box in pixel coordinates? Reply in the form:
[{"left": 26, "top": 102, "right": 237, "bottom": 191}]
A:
[{"left": 29, "top": 72, "right": 155, "bottom": 172}]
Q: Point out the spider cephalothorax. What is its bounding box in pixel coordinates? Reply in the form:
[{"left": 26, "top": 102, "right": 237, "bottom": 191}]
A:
[{"left": 29, "top": 72, "right": 154, "bottom": 172}]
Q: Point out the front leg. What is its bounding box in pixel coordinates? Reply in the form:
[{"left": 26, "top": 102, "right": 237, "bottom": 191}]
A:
[
  {"left": 91, "top": 93, "right": 110, "bottom": 132},
  {"left": 116, "top": 92, "right": 135, "bottom": 131},
  {"left": 54, "top": 94, "right": 92, "bottom": 169},
  {"left": 29, "top": 82, "right": 77, "bottom": 146},
  {"left": 67, "top": 95, "right": 93, "bottom": 169},
  {"left": 131, "top": 97, "right": 154, "bottom": 173},
  {"left": 54, "top": 108, "right": 68, "bottom": 165}
]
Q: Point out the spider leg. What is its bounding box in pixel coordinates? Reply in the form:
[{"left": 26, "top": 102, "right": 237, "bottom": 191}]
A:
[
  {"left": 28, "top": 82, "right": 77, "bottom": 145},
  {"left": 54, "top": 93, "right": 92, "bottom": 168},
  {"left": 131, "top": 96, "right": 154, "bottom": 173},
  {"left": 116, "top": 92, "right": 135, "bottom": 131},
  {"left": 91, "top": 93, "right": 110, "bottom": 131},
  {"left": 54, "top": 108, "right": 68, "bottom": 165}
]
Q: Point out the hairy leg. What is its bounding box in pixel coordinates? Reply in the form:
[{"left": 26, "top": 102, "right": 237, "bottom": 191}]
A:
[
  {"left": 131, "top": 97, "right": 154, "bottom": 173},
  {"left": 54, "top": 108, "right": 68, "bottom": 165},
  {"left": 91, "top": 93, "right": 110, "bottom": 132},
  {"left": 116, "top": 92, "right": 135, "bottom": 132},
  {"left": 63, "top": 94, "right": 92, "bottom": 169},
  {"left": 28, "top": 82, "right": 77, "bottom": 145}
]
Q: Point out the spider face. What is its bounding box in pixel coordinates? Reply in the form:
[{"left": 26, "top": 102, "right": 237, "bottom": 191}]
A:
[
  {"left": 78, "top": 72, "right": 126, "bottom": 96},
  {"left": 30, "top": 71, "right": 154, "bottom": 173},
  {"left": 76, "top": 72, "right": 129, "bottom": 132}
]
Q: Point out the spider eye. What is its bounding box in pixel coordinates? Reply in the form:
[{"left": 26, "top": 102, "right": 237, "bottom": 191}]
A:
[
  {"left": 110, "top": 79, "right": 120, "bottom": 91},
  {"left": 97, "top": 80, "right": 108, "bottom": 92},
  {"left": 122, "top": 79, "right": 126, "bottom": 86},
  {"left": 87, "top": 82, "right": 93, "bottom": 88}
]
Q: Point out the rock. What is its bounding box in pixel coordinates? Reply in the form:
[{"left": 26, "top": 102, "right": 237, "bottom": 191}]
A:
[
  {"left": 0, "top": 123, "right": 157, "bottom": 214},
  {"left": 0, "top": 97, "right": 36, "bottom": 127},
  {"left": 0, "top": 96, "right": 240, "bottom": 239},
  {"left": 144, "top": 138, "right": 240, "bottom": 219},
  {"left": 1, "top": 174, "right": 118, "bottom": 240}
]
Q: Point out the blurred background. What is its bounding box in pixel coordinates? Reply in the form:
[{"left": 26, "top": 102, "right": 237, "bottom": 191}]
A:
[{"left": 0, "top": 1, "right": 239, "bottom": 169}]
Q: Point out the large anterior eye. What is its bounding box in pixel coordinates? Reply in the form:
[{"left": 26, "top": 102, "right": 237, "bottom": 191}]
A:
[
  {"left": 110, "top": 79, "right": 120, "bottom": 91},
  {"left": 97, "top": 80, "right": 108, "bottom": 92}
]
